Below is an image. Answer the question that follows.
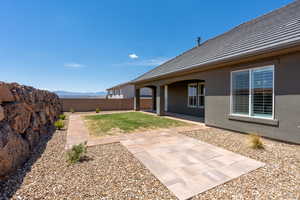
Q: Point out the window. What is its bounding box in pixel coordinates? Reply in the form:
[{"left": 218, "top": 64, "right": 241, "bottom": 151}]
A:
[
  {"left": 251, "top": 67, "right": 274, "bottom": 118},
  {"left": 116, "top": 89, "right": 120, "bottom": 96},
  {"left": 231, "top": 66, "right": 274, "bottom": 119},
  {"left": 188, "top": 83, "right": 197, "bottom": 107},
  {"left": 232, "top": 70, "right": 250, "bottom": 115},
  {"left": 188, "top": 82, "right": 205, "bottom": 108},
  {"left": 198, "top": 83, "right": 205, "bottom": 107}
]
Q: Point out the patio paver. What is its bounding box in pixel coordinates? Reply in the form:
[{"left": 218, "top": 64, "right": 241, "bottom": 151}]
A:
[{"left": 120, "top": 131, "right": 265, "bottom": 200}]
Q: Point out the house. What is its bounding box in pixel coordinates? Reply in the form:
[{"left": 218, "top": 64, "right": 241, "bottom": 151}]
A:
[
  {"left": 107, "top": 82, "right": 152, "bottom": 99},
  {"left": 131, "top": 1, "right": 300, "bottom": 144}
]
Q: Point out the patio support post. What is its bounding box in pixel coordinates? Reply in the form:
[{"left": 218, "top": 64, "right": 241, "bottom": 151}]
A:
[
  {"left": 156, "top": 85, "right": 165, "bottom": 116},
  {"left": 134, "top": 88, "right": 140, "bottom": 111},
  {"left": 152, "top": 87, "right": 156, "bottom": 111}
]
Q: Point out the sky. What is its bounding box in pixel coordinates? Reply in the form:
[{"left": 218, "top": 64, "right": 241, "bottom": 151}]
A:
[{"left": 0, "top": 0, "right": 294, "bottom": 92}]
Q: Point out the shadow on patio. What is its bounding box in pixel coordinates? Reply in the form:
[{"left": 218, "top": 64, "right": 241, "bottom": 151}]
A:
[{"left": 142, "top": 110, "right": 205, "bottom": 125}]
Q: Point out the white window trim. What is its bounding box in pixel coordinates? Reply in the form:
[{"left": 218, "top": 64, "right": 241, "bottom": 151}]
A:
[
  {"left": 164, "top": 85, "right": 168, "bottom": 112},
  {"left": 187, "top": 83, "right": 198, "bottom": 108},
  {"left": 198, "top": 82, "right": 205, "bottom": 108},
  {"left": 187, "top": 82, "right": 205, "bottom": 108},
  {"left": 230, "top": 65, "right": 275, "bottom": 120}
]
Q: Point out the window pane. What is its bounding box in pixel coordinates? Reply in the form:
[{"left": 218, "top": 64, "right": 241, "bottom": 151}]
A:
[
  {"left": 197, "top": 83, "right": 205, "bottom": 107},
  {"left": 198, "top": 84, "right": 204, "bottom": 95},
  {"left": 199, "top": 96, "right": 204, "bottom": 106},
  {"left": 251, "top": 67, "right": 273, "bottom": 118},
  {"left": 188, "top": 84, "right": 197, "bottom": 107},
  {"left": 232, "top": 70, "right": 249, "bottom": 115}
]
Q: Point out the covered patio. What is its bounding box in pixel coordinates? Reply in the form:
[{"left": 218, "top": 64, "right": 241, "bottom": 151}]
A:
[
  {"left": 141, "top": 110, "right": 205, "bottom": 124},
  {"left": 134, "top": 79, "right": 206, "bottom": 121}
]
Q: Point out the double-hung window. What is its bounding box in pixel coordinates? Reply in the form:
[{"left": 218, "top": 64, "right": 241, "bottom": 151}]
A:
[
  {"left": 188, "top": 83, "right": 197, "bottom": 107},
  {"left": 188, "top": 82, "right": 205, "bottom": 108},
  {"left": 231, "top": 65, "right": 274, "bottom": 119},
  {"left": 198, "top": 83, "right": 205, "bottom": 107}
]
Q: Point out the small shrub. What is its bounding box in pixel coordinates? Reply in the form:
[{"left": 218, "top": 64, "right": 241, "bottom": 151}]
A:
[
  {"left": 96, "top": 108, "right": 100, "bottom": 113},
  {"left": 70, "top": 108, "right": 75, "bottom": 113},
  {"left": 54, "top": 120, "right": 64, "bottom": 130},
  {"left": 59, "top": 114, "right": 66, "bottom": 120},
  {"left": 248, "top": 134, "right": 264, "bottom": 149},
  {"left": 66, "top": 142, "right": 87, "bottom": 164}
]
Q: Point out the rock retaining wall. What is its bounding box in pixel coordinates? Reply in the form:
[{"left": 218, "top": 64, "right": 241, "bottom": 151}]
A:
[{"left": 0, "top": 82, "right": 62, "bottom": 179}]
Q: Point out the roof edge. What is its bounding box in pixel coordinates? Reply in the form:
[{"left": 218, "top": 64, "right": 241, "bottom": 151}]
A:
[
  {"left": 132, "top": 37, "right": 300, "bottom": 85},
  {"left": 106, "top": 81, "right": 134, "bottom": 91}
]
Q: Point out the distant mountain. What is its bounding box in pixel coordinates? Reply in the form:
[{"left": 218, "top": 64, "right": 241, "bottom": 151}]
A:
[{"left": 54, "top": 91, "right": 107, "bottom": 98}]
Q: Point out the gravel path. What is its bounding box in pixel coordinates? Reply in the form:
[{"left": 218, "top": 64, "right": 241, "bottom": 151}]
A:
[{"left": 0, "top": 124, "right": 299, "bottom": 199}]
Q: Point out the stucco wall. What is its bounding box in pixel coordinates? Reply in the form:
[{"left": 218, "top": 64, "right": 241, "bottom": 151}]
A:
[
  {"left": 204, "top": 52, "right": 300, "bottom": 144},
  {"left": 61, "top": 98, "right": 152, "bottom": 112},
  {"left": 135, "top": 51, "right": 300, "bottom": 144}
]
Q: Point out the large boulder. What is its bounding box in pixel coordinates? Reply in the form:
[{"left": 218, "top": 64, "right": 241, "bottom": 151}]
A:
[{"left": 0, "top": 82, "right": 62, "bottom": 179}]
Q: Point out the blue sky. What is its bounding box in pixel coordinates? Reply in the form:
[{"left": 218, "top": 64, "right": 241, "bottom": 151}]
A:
[{"left": 0, "top": 0, "right": 293, "bottom": 92}]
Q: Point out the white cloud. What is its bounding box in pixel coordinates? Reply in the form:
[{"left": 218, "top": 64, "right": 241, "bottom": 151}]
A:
[
  {"left": 115, "top": 57, "right": 169, "bottom": 67},
  {"left": 129, "top": 53, "right": 139, "bottom": 59},
  {"left": 64, "top": 63, "right": 85, "bottom": 68}
]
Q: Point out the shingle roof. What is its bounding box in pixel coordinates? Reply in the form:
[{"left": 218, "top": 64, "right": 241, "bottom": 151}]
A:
[{"left": 133, "top": 1, "right": 300, "bottom": 83}]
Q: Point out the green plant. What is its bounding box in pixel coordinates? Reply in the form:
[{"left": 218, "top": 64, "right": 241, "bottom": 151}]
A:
[
  {"left": 96, "top": 108, "right": 100, "bottom": 113},
  {"left": 59, "top": 114, "right": 66, "bottom": 120},
  {"left": 248, "top": 134, "right": 264, "bottom": 149},
  {"left": 66, "top": 142, "right": 87, "bottom": 164},
  {"left": 70, "top": 108, "right": 75, "bottom": 113},
  {"left": 54, "top": 120, "right": 64, "bottom": 130}
]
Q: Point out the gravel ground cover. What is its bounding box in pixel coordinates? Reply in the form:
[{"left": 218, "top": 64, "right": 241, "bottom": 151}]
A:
[
  {"left": 0, "top": 127, "right": 176, "bottom": 200},
  {"left": 181, "top": 128, "right": 300, "bottom": 200},
  {"left": 1, "top": 121, "right": 299, "bottom": 200}
]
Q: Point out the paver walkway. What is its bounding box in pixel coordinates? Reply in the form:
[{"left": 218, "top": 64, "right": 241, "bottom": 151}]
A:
[
  {"left": 121, "top": 131, "right": 265, "bottom": 200},
  {"left": 65, "top": 114, "right": 89, "bottom": 149}
]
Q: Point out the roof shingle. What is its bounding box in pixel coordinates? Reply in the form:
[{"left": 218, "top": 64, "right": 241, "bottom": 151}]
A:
[{"left": 133, "top": 1, "right": 300, "bottom": 82}]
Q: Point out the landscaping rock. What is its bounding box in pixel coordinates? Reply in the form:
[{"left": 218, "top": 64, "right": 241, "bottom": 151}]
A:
[
  {"left": 0, "top": 118, "right": 299, "bottom": 199},
  {"left": 0, "top": 82, "right": 62, "bottom": 179},
  {"left": 0, "top": 106, "right": 4, "bottom": 121},
  {"left": 0, "top": 83, "right": 14, "bottom": 103},
  {"left": 0, "top": 123, "right": 30, "bottom": 180}
]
